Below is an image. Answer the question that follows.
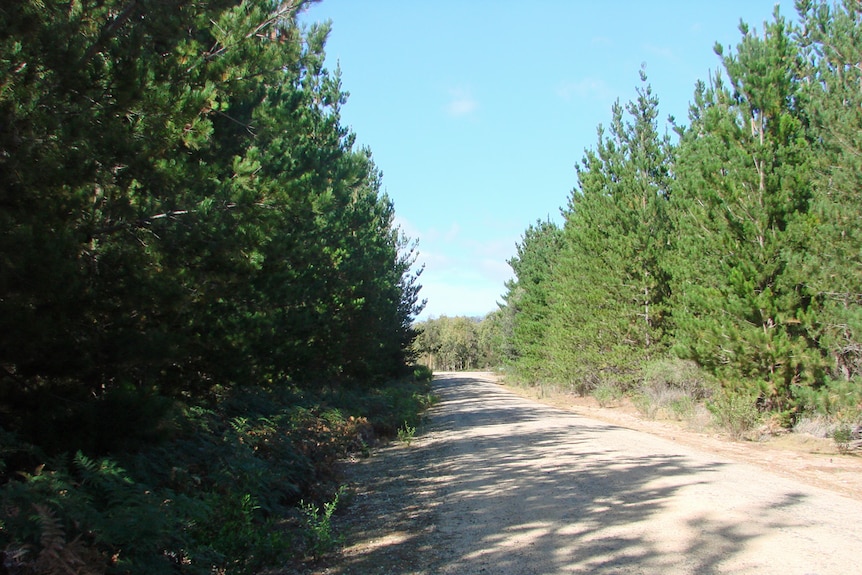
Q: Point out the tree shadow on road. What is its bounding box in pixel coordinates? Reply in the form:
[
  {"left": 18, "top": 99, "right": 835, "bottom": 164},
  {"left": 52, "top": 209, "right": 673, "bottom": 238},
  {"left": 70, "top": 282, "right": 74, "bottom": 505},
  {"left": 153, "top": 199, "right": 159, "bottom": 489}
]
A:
[{"left": 323, "top": 373, "right": 811, "bottom": 575}]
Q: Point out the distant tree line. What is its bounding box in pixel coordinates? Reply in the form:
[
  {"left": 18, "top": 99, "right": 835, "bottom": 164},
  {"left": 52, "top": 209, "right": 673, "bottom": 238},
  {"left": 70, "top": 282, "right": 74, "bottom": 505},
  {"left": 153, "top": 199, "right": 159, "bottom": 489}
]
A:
[
  {"left": 413, "top": 315, "right": 503, "bottom": 371},
  {"left": 498, "top": 1, "right": 862, "bottom": 424}
]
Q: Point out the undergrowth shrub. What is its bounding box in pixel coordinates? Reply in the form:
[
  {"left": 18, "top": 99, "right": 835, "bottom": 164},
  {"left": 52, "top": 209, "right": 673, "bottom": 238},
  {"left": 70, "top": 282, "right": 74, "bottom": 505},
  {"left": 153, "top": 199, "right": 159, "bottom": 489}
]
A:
[
  {"left": 300, "top": 485, "right": 346, "bottom": 561},
  {"left": 634, "top": 359, "right": 715, "bottom": 421},
  {"left": 832, "top": 423, "right": 855, "bottom": 454},
  {"left": 413, "top": 364, "right": 434, "bottom": 382},
  {"left": 790, "top": 376, "right": 862, "bottom": 453},
  {"left": 642, "top": 359, "right": 714, "bottom": 400},
  {"left": 792, "top": 414, "right": 836, "bottom": 438},
  {"left": 669, "top": 395, "right": 696, "bottom": 421},
  {"left": 707, "top": 386, "right": 762, "bottom": 440},
  {"left": 1, "top": 450, "right": 192, "bottom": 575},
  {"left": 397, "top": 421, "right": 417, "bottom": 446},
  {"left": 631, "top": 391, "right": 660, "bottom": 420},
  {"left": 591, "top": 381, "right": 624, "bottom": 407},
  {"left": 571, "top": 372, "right": 601, "bottom": 398},
  {"left": 0, "top": 375, "right": 434, "bottom": 574},
  {"left": 793, "top": 377, "right": 862, "bottom": 422}
]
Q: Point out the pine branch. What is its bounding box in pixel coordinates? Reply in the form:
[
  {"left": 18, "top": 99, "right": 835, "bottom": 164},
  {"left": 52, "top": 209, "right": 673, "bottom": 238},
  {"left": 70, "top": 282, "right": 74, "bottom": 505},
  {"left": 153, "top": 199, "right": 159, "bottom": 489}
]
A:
[
  {"left": 88, "top": 199, "right": 248, "bottom": 239},
  {"left": 204, "top": 1, "right": 311, "bottom": 62},
  {"left": 80, "top": 2, "right": 139, "bottom": 67},
  {"left": 88, "top": 209, "right": 194, "bottom": 239}
]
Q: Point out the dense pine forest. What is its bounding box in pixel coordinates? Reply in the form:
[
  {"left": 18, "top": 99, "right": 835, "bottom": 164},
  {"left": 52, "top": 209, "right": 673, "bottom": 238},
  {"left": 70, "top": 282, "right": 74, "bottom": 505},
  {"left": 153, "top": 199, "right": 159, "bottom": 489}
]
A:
[
  {"left": 0, "top": 1, "right": 429, "bottom": 573},
  {"left": 4, "top": 0, "right": 862, "bottom": 572},
  {"left": 493, "top": 0, "right": 862, "bottom": 433}
]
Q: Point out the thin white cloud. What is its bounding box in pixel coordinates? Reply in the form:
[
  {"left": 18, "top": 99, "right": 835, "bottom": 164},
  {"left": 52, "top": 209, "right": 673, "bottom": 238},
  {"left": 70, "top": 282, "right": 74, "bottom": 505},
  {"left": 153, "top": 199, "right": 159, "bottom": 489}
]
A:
[
  {"left": 416, "top": 249, "right": 451, "bottom": 270},
  {"left": 479, "top": 258, "right": 514, "bottom": 284},
  {"left": 446, "top": 88, "right": 478, "bottom": 117},
  {"left": 404, "top": 217, "right": 522, "bottom": 319},
  {"left": 411, "top": 232, "right": 517, "bottom": 320},
  {"left": 469, "top": 236, "right": 516, "bottom": 259},
  {"left": 556, "top": 77, "right": 615, "bottom": 103},
  {"left": 416, "top": 278, "right": 506, "bottom": 320},
  {"left": 643, "top": 42, "right": 676, "bottom": 61},
  {"left": 591, "top": 36, "right": 613, "bottom": 47},
  {"left": 443, "top": 222, "right": 461, "bottom": 242},
  {"left": 423, "top": 222, "right": 461, "bottom": 243},
  {"left": 393, "top": 214, "right": 421, "bottom": 242}
]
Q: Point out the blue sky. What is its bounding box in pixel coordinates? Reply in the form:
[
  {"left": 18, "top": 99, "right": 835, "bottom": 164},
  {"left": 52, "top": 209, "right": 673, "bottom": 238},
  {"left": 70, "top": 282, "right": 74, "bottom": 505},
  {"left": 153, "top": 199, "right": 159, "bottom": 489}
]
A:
[{"left": 299, "top": 1, "right": 797, "bottom": 320}]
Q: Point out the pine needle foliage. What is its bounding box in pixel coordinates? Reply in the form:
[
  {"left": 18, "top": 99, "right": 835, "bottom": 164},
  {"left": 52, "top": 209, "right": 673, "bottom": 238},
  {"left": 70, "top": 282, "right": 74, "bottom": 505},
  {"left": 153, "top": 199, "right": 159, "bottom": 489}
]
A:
[
  {"left": 0, "top": 0, "right": 424, "bottom": 444},
  {"left": 668, "top": 8, "right": 818, "bottom": 415},
  {"left": 0, "top": 3, "right": 430, "bottom": 570},
  {"left": 499, "top": 1, "right": 862, "bottom": 423},
  {"left": 543, "top": 72, "right": 673, "bottom": 392},
  {"left": 504, "top": 220, "right": 564, "bottom": 383}
]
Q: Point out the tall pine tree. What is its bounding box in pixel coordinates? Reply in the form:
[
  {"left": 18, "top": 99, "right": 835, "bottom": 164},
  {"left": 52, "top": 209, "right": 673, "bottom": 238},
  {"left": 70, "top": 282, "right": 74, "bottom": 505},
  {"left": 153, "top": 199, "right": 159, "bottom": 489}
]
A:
[
  {"left": 0, "top": 1, "right": 424, "bottom": 448},
  {"left": 785, "top": 0, "right": 862, "bottom": 411},
  {"left": 668, "top": 8, "right": 819, "bottom": 413},
  {"left": 501, "top": 219, "right": 563, "bottom": 382},
  {"left": 545, "top": 74, "right": 673, "bottom": 392}
]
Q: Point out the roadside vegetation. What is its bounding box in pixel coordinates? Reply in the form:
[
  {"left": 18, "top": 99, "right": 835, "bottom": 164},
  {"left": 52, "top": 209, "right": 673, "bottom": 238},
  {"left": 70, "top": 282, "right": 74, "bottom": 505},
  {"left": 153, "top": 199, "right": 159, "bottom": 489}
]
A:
[
  {"left": 1, "top": 377, "right": 434, "bottom": 574},
  {"left": 422, "top": 1, "right": 862, "bottom": 450},
  {"left": 0, "top": 2, "right": 430, "bottom": 573}
]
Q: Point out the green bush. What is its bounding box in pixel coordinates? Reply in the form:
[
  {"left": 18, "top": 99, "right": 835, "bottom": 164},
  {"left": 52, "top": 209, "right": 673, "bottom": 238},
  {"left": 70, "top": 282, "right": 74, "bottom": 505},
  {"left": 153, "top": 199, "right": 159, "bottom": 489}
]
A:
[
  {"left": 793, "top": 377, "right": 862, "bottom": 421},
  {"left": 669, "top": 395, "right": 697, "bottom": 421},
  {"left": 642, "top": 358, "right": 715, "bottom": 401},
  {"left": 569, "top": 372, "right": 601, "bottom": 398},
  {"left": 832, "top": 423, "right": 854, "bottom": 454},
  {"left": 631, "top": 391, "right": 660, "bottom": 420},
  {"left": 301, "top": 486, "right": 346, "bottom": 560},
  {"left": 0, "top": 376, "right": 435, "bottom": 574},
  {"left": 413, "top": 364, "right": 434, "bottom": 382},
  {"left": 592, "top": 381, "right": 624, "bottom": 407},
  {"left": 397, "top": 421, "right": 417, "bottom": 446},
  {"left": 707, "top": 387, "right": 762, "bottom": 440},
  {"left": 630, "top": 358, "right": 715, "bottom": 421}
]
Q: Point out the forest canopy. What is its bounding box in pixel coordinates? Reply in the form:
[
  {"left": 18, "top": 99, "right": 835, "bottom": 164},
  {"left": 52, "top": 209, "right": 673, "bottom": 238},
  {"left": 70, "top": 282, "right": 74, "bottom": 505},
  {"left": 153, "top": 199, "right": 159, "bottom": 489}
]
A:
[{"left": 0, "top": 0, "right": 424, "bottom": 407}]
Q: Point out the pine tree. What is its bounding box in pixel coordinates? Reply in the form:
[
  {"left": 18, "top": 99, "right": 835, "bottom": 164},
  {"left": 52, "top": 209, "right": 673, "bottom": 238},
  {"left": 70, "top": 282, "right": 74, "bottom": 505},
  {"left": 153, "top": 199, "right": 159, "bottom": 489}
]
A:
[
  {"left": 668, "top": 8, "right": 819, "bottom": 413},
  {"left": 501, "top": 219, "right": 563, "bottom": 382},
  {"left": 0, "top": 1, "right": 424, "bottom": 450},
  {"left": 545, "top": 74, "right": 673, "bottom": 392},
  {"left": 787, "top": 0, "right": 862, "bottom": 409}
]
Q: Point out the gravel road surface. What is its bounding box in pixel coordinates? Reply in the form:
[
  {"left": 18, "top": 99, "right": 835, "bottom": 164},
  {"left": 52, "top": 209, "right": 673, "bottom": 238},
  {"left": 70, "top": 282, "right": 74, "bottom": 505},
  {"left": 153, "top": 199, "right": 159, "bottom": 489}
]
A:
[{"left": 320, "top": 372, "right": 862, "bottom": 575}]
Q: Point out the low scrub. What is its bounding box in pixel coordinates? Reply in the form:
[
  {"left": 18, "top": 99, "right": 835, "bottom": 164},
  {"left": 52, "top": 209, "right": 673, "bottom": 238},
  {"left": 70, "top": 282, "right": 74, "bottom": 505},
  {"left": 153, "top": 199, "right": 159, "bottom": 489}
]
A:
[
  {"left": 301, "top": 486, "right": 347, "bottom": 561},
  {"left": 413, "top": 364, "right": 434, "bottom": 383},
  {"left": 0, "top": 376, "right": 434, "bottom": 574},
  {"left": 792, "top": 377, "right": 862, "bottom": 452},
  {"left": 632, "top": 359, "right": 715, "bottom": 421},
  {"left": 591, "top": 381, "right": 624, "bottom": 407},
  {"left": 707, "top": 387, "right": 762, "bottom": 441},
  {"left": 642, "top": 359, "right": 714, "bottom": 401}
]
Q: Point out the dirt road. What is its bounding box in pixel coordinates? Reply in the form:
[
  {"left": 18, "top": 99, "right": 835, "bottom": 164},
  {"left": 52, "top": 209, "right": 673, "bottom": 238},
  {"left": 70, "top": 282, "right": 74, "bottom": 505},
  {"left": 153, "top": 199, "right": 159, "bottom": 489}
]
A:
[{"left": 320, "top": 372, "right": 862, "bottom": 575}]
